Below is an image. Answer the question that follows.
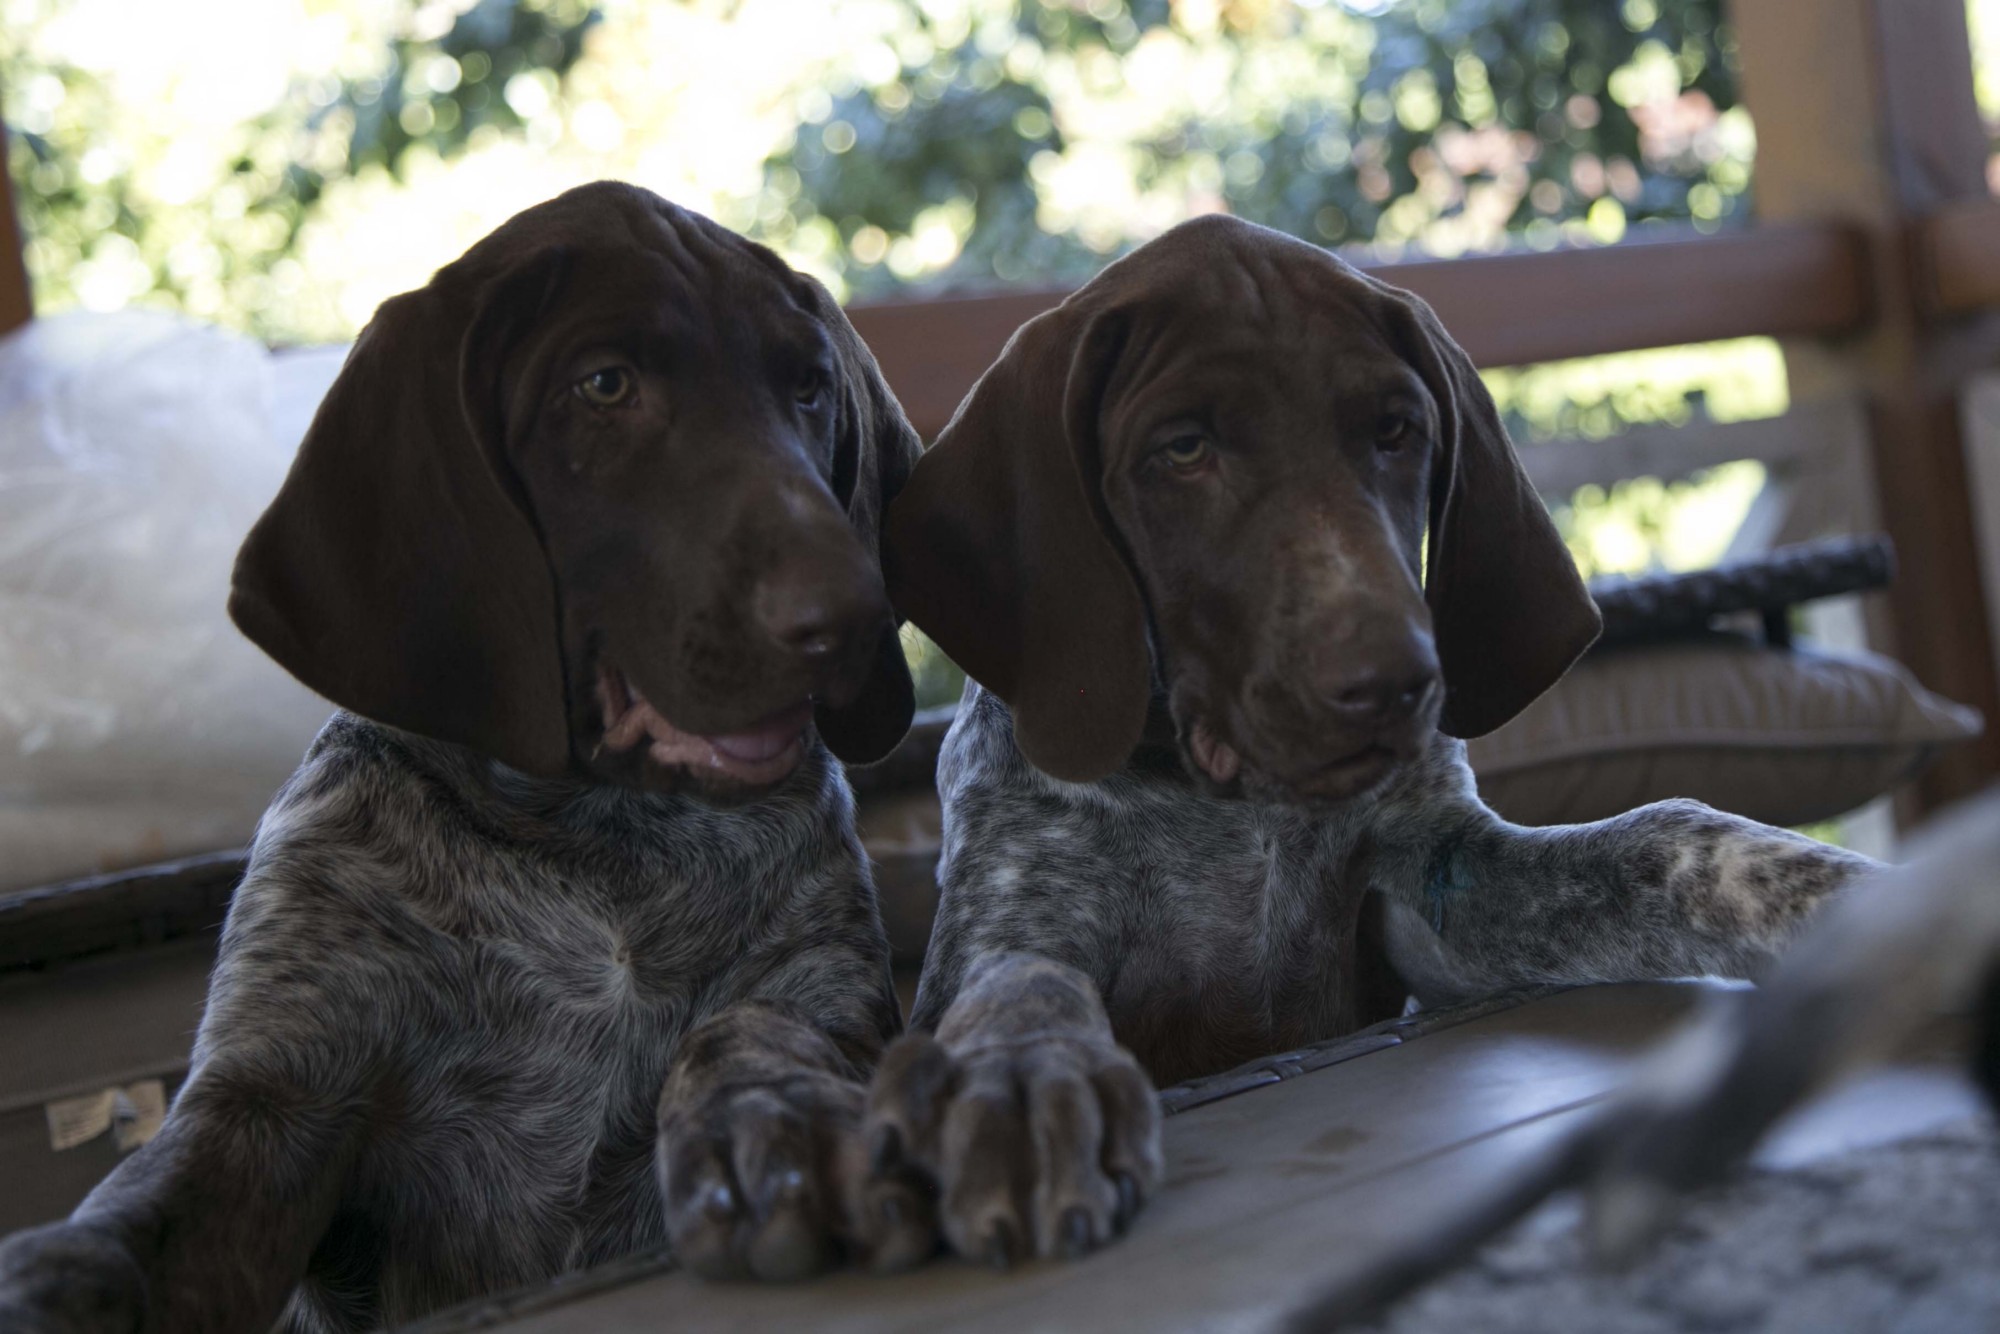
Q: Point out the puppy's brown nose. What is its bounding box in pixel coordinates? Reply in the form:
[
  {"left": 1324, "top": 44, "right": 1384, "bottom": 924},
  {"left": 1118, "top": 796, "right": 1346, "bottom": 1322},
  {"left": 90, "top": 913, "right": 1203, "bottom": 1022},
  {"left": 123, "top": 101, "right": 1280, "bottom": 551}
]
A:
[
  {"left": 753, "top": 577, "right": 885, "bottom": 665},
  {"left": 1323, "top": 655, "right": 1439, "bottom": 730}
]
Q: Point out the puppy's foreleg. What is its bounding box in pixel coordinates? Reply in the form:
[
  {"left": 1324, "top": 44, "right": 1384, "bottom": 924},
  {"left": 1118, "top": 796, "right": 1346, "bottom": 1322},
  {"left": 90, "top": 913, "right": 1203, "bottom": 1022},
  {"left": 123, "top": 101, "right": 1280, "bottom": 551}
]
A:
[
  {"left": 0, "top": 1056, "right": 360, "bottom": 1334},
  {"left": 1379, "top": 799, "right": 1876, "bottom": 1004}
]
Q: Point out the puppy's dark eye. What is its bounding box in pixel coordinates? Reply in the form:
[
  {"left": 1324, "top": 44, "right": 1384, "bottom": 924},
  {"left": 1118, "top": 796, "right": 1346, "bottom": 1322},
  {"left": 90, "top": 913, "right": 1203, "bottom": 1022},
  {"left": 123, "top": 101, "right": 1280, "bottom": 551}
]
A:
[
  {"left": 1160, "top": 434, "right": 1213, "bottom": 470},
  {"left": 575, "top": 367, "right": 634, "bottom": 407},
  {"left": 1376, "top": 412, "right": 1416, "bottom": 452},
  {"left": 795, "top": 371, "right": 828, "bottom": 412}
]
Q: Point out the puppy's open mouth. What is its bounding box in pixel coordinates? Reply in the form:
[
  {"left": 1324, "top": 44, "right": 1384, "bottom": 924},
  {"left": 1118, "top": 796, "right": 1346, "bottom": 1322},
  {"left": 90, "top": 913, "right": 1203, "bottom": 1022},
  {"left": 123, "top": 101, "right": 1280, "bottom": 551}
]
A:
[{"left": 596, "top": 664, "right": 813, "bottom": 786}]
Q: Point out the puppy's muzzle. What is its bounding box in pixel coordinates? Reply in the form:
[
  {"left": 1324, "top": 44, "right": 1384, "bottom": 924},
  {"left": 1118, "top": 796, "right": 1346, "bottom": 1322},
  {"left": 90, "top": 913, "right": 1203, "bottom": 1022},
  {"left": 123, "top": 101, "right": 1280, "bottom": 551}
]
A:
[
  {"left": 1236, "top": 614, "right": 1442, "bottom": 800},
  {"left": 751, "top": 568, "right": 892, "bottom": 711},
  {"left": 1317, "top": 641, "right": 1440, "bottom": 735}
]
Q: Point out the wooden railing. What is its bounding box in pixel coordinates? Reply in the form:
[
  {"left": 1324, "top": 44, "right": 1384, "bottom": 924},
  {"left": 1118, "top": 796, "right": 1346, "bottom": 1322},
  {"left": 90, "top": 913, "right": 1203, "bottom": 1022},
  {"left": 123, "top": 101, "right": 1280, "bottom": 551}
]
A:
[
  {"left": 1921, "top": 198, "right": 2000, "bottom": 316},
  {"left": 849, "top": 223, "right": 1874, "bottom": 441},
  {"left": 0, "top": 125, "right": 29, "bottom": 338}
]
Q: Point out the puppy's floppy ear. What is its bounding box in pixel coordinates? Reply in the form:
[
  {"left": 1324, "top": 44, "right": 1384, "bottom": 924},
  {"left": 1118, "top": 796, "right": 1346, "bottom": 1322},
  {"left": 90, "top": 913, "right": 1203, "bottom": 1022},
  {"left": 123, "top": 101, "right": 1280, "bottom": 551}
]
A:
[
  {"left": 799, "top": 275, "right": 920, "bottom": 765},
  {"left": 1383, "top": 286, "right": 1601, "bottom": 737},
  {"left": 885, "top": 302, "right": 1151, "bottom": 783},
  {"left": 228, "top": 252, "right": 572, "bottom": 775}
]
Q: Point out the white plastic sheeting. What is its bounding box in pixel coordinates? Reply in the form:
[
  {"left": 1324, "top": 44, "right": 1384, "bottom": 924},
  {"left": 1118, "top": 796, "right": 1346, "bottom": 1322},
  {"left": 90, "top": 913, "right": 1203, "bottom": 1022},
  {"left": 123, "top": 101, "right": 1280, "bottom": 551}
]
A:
[{"left": 0, "top": 313, "right": 348, "bottom": 892}]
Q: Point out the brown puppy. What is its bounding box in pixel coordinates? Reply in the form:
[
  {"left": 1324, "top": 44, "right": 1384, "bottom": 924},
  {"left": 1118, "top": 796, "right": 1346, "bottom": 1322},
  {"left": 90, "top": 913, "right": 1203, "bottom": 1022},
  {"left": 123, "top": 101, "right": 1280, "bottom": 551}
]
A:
[
  {"left": 870, "top": 214, "right": 1868, "bottom": 1265},
  {"left": 0, "top": 183, "right": 934, "bottom": 1332}
]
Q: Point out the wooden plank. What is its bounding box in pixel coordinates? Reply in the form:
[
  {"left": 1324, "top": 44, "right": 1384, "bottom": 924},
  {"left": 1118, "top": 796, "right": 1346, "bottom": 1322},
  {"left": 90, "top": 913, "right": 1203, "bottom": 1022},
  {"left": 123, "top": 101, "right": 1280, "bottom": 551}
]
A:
[
  {"left": 0, "top": 936, "right": 213, "bottom": 1118},
  {"left": 1963, "top": 373, "right": 2000, "bottom": 696},
  {"left": 407, "top": 984, "right": 1708, "bottom": 1334},
  {"left": 1735, "top": 0, "right": 2000, "bottom": 811},
  {"left": 1921, "top": 197, "right": 2000, "bottom": 316},
  {"left": 847, "top": 289, "right": 1063, "bottom": 445},
  {"left": 0, "top": 122, "right": 30, "bottom": 335},
  {"left": 1381, "top": 225, "right": 1871, "bottom": 370},
  {"left": 849, "top": 224, "right": 1872, "bottom": 441},
  {"left": 0, "top": 852, "right": 244, "bottom": 972},
  {"left": 1515, "top": 397, "right": 1869, "bottom": 499}
]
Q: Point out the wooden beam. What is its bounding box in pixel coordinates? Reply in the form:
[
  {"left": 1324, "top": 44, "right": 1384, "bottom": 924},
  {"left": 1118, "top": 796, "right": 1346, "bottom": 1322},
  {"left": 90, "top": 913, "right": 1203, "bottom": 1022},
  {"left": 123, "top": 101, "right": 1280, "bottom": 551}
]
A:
[
  {"left": 1379, "top": 225, "right": 1871, "bottom": 369},
  {"left": 850, "top": 223, "right": 1872, "bottom": 441},
  {"left": 1921, "top": 197, "right": 2000, "bottom": 316},
  {"left": 848, "top": 288, "right": 1059, "bottom": 445},
  {"left": 1735, "top": 0, "right": 2000, "bottom": 811},
  {"left": 0, "top": 122, "right": 31, "bottom": 336},
  {"left": 1515, "top": 397, "right": 1869, "bottom": 499}
]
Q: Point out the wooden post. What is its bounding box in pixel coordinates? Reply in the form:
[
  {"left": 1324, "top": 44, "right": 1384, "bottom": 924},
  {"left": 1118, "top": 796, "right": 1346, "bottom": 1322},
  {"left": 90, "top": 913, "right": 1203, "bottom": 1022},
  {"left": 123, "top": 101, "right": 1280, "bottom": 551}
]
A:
[
  {"left": 0, "top": 121, "right": 31, "bottom": 336},
  {"left": 1733, "top": 0, "right": 2000, "bottom": 812}
]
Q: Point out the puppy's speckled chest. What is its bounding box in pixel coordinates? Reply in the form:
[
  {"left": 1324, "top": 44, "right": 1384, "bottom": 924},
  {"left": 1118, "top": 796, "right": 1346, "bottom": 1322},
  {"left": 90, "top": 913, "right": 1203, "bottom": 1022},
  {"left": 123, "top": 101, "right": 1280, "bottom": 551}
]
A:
[
  {"left": 931, "top": 686, "right": 1463, "bottom": 1080},
  {"left": 210, "top": 717, "right": 870, "bottom": 1320}
]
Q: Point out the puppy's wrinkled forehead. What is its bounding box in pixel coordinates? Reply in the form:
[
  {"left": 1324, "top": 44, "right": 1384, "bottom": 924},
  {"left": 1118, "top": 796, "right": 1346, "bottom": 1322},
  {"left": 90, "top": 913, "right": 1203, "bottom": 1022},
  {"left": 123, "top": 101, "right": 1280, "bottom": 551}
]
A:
[
  {"left": 1096, "top": 214, "right": 1408, "bottom": 396},
  {"left": 454, "top": 182, "right": 818, "bottom": 342}
]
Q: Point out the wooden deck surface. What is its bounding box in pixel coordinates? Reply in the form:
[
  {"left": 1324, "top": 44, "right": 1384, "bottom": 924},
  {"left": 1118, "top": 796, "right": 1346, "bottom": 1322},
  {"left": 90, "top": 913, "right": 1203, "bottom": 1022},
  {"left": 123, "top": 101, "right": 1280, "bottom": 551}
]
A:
[{"left": 412, "top": 982, "right": 1984, "bottom": 1334}]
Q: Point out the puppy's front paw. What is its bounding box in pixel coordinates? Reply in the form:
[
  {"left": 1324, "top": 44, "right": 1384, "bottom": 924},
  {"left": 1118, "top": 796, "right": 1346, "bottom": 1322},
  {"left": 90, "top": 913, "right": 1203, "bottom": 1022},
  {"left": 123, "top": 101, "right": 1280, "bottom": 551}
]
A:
[
  {"left": 864, "top": 1030, "right": 1162, "bottom": 1267},
  {"left": 0, "top": 1221, "right": 146, "bottom": 1333},
  {"left": 658, "top": 1068, "right": 935, "bottom": 1281}
]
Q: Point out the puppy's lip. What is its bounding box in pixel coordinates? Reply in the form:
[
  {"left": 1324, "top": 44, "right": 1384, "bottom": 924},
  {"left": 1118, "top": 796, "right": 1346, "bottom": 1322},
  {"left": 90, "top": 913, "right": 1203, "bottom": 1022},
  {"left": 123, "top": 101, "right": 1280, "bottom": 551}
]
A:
[
  {"left": 1285, "top": 743, "right": 1401, "bottom": 798},
  {"left": 596, "top": 664, "right": 813, "bottom": 786}
]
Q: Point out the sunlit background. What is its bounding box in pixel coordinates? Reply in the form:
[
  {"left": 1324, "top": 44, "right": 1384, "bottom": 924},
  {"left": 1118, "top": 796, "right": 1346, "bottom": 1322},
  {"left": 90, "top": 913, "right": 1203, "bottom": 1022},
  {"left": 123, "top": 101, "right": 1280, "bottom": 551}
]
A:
[{"left": 2, "top": 0, "right": 1996, "bottom": 612}]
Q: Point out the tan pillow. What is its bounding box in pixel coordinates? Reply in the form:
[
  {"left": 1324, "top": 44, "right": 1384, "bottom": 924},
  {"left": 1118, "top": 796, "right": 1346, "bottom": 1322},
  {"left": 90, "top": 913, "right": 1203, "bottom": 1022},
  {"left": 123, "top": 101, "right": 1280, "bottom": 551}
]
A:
[{"left": 1467, "top": 638, "right": 1985, "bottom": 828}]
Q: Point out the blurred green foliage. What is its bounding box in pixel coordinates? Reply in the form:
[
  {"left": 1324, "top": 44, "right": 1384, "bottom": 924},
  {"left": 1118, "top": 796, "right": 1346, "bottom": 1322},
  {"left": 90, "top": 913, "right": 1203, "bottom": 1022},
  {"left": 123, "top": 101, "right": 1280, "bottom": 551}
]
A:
[
  {"left": 3, "top": 0, "right": 597, "bottom": 332},
  {"left": 6, "top": 0, "right": 1755, "bottom": 332},
  {"left": 1974, "top": 0, "right": 2000, "bottom": 174},
  {"left": 764, "top": 0, "right": 1752, "bottom": 299},
  {"left": 1, "top": 0, "right": 1790, "bottom": 613}
]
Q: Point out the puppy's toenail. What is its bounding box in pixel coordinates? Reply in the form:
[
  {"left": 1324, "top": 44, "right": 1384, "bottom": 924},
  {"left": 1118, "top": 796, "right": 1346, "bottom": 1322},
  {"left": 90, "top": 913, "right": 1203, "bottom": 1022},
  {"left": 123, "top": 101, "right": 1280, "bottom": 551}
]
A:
[
  {"left": 870, "top": 1124, "right": 904, "bottom": 1174},
  {"left": 879, "top": 1195, "right": 905, "bottom": 1228},
  {"left": 774, "top": 1168, "right": 807, "bottom": 1203},
  {"left": 703, "top": 1183, "right": 737, "bottom": 1222},
  {"left": 1114, "top": 1173, "right": 1141, "bottom": 1230},
  {"left": 1059, "top": 1206, "right": 1092, "bottom": 1259},
  {"left": 984, "top": 1218, "right": 1019, "bottom": 1270}
]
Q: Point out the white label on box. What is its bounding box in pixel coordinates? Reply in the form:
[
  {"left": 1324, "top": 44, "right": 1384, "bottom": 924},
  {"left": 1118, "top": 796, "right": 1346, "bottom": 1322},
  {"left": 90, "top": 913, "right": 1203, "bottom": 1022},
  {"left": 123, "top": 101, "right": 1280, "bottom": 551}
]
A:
[
  {"left": 45, "top": 1080, "right": 168, "bottom": 1153},
  {"left": 45, "top": 1089, "right": 116, "bottom": 1151}
]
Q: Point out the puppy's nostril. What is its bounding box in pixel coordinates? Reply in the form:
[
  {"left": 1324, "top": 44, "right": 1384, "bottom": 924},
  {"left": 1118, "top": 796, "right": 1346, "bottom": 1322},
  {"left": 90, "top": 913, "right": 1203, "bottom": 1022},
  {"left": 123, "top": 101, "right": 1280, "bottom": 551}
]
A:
[
  {"left": 792, "top": 626, "right": 841, "bottom": 660},
  {"left": 754, "top": 578, "right": 880, "bottom": 665},
  {"left": 1328, "top": 667, "right": 1438, "bottom": 724},
  {"left": 764, "top": 604, "right": 847, "bottom": 659},
  {"left": 1332, "top": 678, "right": 1392, "bottom": 716},
  {"left": 1394, "top": 669, "right": 1437, "bottom": 713}
]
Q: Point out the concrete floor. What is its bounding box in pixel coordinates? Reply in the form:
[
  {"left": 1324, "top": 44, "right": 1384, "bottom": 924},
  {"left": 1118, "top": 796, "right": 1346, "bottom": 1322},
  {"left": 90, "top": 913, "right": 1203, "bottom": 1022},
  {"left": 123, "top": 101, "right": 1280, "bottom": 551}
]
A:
[{"left": 1369, "top": 1117, "right": 2000, "bottom": 1334}]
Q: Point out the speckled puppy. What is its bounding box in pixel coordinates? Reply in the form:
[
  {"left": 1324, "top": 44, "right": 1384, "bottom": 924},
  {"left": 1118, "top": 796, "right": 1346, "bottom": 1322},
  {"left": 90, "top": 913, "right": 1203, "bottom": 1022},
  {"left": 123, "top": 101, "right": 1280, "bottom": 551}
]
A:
[
  {"left": 871, "top": 214, "right": 1875, "bottom": 1267},
  {"left": 0, "top": 183, "right": 934, "bottom": 1333}
]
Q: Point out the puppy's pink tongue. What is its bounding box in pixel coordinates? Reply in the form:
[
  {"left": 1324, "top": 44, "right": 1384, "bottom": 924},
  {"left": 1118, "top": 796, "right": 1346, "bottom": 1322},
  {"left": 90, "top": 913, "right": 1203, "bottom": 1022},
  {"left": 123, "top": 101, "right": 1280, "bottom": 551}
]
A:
[
  {"left": 707, "top": 703, "right": 816, "bottom": 763},
  {"left": 1190, "top": 720, "right": 1241, "bottom": 785}
]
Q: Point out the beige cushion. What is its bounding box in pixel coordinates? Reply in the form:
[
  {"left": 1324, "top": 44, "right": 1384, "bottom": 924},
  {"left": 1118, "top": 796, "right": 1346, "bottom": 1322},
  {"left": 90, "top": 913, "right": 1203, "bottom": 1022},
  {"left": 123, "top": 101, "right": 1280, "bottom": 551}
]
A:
[{"left": 1468, "top": 638, "right": 1985, "bottom": 828}]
